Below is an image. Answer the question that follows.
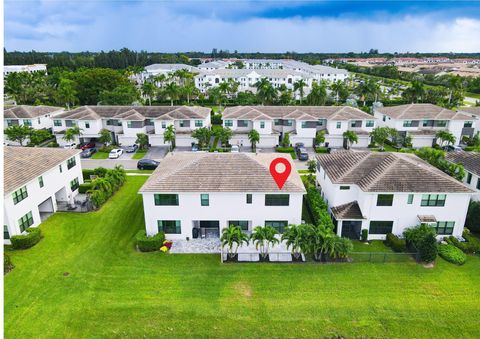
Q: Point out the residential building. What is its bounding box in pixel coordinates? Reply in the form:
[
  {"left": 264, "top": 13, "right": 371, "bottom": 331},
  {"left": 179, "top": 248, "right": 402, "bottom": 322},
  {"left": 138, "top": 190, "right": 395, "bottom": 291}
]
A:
[
  {"left": 139, "top": 64, "right": 199, "bottom": 83},
  {"left": 457, "top": 107, "right": 480, "bottom": 135},
  {"left": 446, "top": 152, "right": 480, "bottom": 201},
  {"left": 198, "top": 60, "right": 231, "bottom": 71},
  {"left": 373, "top": 103, "right": 475, "bottom": 147},
  {"left": 139, "top": 153, "right": 305, "bottom": 240},
  {"left": 52, "top": 106, "right": 211, "bottom": 147},
  {"left": 222, "top": 106, "right": 377, "bottom": 148},
  {"left": 4, "top": 147, "right": 83, "bottom": 244},
  {"left": 316, "top": 151, "right": 474, "bottom": 240},
  {"left": 3, "top": 64, "right": 47, "bottom": 76}
]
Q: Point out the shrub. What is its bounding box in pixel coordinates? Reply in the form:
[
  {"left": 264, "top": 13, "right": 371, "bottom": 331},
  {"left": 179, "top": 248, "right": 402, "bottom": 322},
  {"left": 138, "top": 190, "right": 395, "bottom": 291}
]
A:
[
  {"left": 466, "top": 201, "right": 480, "bottom": 233},
  {"left": 438, "top": 244, "right": 467, "bottom": 265},
  {"left": 361, "top": 229, "right": 368, "bottom": 242},
  {"left": 98, "top": 145, "right": 114, "bottom": 153},
  {"left": 463, "top": 229, "right": 480, "bottom": 253},
  {"left": 78, "top": 183, "right": 93, "bottom": 194},
  {"left": 4, "top": 253, "right": 14, "bottom": 274},
  {"left": 385, "top": 233, "right": 407, "bottom": 252},
  {"left": 10, "top": 227, "right": 42, "bottom": 250},
  {"left": 93, "top": 167, "right": 108, "bottom": 177},
  {"left": 305, "top": 185, "right": 334, "bottom": 229},
  {"left": 417, "top": 233, "right": 437, "bottom": 263},
  {"left": 82, "top": 169, "right": 96, "bottom": 181},
  {"left": 403, "top": 224, "right": 437, "bottom": 252},
  {"left": 47, "top": 141, "right": 60, "bottom": 148},
  {"left": 136, "top": 230, "right": 166, "bottom": 252}
]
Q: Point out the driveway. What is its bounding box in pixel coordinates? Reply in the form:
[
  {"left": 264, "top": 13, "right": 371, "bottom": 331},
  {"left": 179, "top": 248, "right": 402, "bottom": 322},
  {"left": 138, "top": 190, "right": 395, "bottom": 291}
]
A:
[{"left": 144, "top": 146, "right": 169, "bottom": 160}]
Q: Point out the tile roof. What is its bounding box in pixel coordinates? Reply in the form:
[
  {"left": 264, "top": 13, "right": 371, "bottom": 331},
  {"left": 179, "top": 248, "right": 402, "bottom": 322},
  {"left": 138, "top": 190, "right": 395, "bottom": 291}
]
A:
[
  {"left": 196, "top": 68, "right": 313, "bottom": 79},
  {"left": 458, "top": 107, "right": 480, "bottom": 117},
  {"left": 331, "top": 201, "right": 364, "bottom": 220},
  {"left": 4, "top": 105, "right": 64, "bottom": 119},
  {"left": 4, "top": 146, "right": 81, "bottom": 194},
  {"left": 316, "top": 151, "right": 474, "bottom": 193},
  {"left": 445, "top": 152, "right": 480, "bottom": 177},
  {"left": 140, "top": 152, "right": 306, "bottom": 193},
  {"left": 223, "top": 106, "right": 374, "bottom": 121},
  {"left": 54, "top": 106, "right": 210, "bottom": 121},
  {"left": 375, "top": 103, "right": 471, "bottom": 120}
]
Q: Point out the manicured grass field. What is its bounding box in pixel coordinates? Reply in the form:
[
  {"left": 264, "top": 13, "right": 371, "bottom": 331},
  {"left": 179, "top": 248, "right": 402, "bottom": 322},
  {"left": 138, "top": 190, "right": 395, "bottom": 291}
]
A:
[
  {"left": 125, "top": 169, "right": 154, "bottom": 174},
  {"left": 132, "top": 149, "right": 147, "bottom": 159},
  {"left": 5, "top": 176, "right": 480, "bottom": 338},
  {"left": 90, "top": 151, "right": 110, "bottom": 159}
]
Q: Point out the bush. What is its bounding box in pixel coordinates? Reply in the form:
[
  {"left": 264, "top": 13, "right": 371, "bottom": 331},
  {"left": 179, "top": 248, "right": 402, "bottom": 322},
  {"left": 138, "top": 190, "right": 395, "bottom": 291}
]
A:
[
  {"left": 47, "top": 141, "right": 59, "bottom": 148},
  {"left": 10, "top": 227, "right": 42, "bottom": 250},
  {"left": 417, "top": 233, "right": 437, "bottom": 263},
  {"left": 275, "top": 147, "right": 297, "bottom": 160},
  {"left": 438, "top": 244, "right": 467, "bottom": 265},
  {"left": 136, "top": 230, "right": 166, "bottom": 252},
  {"left": 93, "top": 167, "right": 108, "bottom": 177},
  {"left": 403, "top": 224, "right": 437, "bottom": 251},
  {"left": 385, "top": 233, "right": 407, "bottom": 252},
  {"left": 82, "top": 169, "right": 96, "bottom": 181},
  {"left": 98, "top": 146, "right": 114, "bottom": 153},
  {"left": 463, "top": 229, "right": 480, "bottom": 253},
  {"left": 4, "top": 253, "right": 14, "bottom": 274},
  {"left": 466, "top": 201, "right": 480, "bottom": 233},
  {"left": 78, "top": 183, "right": 93, "bottom": 194},
  {"left": 361, "top": 229, "right": 368, "bottom": 242},
  {"left": 305, "top": 185, "right": 334, "bottom": 229}
]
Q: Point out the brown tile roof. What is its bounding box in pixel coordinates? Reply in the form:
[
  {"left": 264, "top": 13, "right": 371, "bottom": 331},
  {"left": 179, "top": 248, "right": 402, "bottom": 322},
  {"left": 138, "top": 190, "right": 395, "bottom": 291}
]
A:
[
  {"left": 4, "top": 146, "right": 81, "bottom": 194},
  {"left": 375, "top": 103, "right": 471, "bottom": 120},
  {"left": 316, "top": 151, "right": 474, "bottom": 193},
  {"left": 445, "top": 152, "right": 480, "bottom": 177},
  {"left": 458, "top": 107, "right": 480, "bottom": 117},
  {"left": 222, "top": 106, "right": 374, "bottom": 121},
  {"left": 4, "top": 105, "right": 64, "bottom": 119},
  {"left": 331, "top": 201, "right": 364, "bottom": 220},
  {"left": 140, "top": 152, "right": 306, "bottom": 193}
]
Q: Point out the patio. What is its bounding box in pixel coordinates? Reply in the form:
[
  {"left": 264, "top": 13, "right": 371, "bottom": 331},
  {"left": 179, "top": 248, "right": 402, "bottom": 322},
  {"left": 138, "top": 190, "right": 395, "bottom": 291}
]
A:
[{"left": 169, "top": 238, "right": 221, "bottom": 254}]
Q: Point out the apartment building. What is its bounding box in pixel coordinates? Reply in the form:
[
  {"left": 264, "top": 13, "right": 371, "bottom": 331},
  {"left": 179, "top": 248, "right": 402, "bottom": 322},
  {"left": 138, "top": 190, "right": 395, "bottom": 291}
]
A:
[
  {"left": 316, "top": 151, "right": 473, "bottom": 240},
  {"left": 139, "top": 63, "right": 200, "bottom": 83},
  {"left": 458, "top": 107, "right": 480, "bottom": 134},
  {"left": 222, "top": 106, "right": 377, "bottom": 148},
  {"left": 52, "top": 106, "right": 211, "bottom": 147},
  {"left": 373, "top": 103, "right": 475, "bottom": 147},
  {"left": 3, "top": 64, "right": 47, "bottom": 76},
  {"left": 139, "top": 153, "right": 305, "bottom": 240},
  {"left": 446, "top": 152, "right": 480, "bottom": 201},
  {"left": 4, "top": 147, "right": 83, "bottom": 244}
]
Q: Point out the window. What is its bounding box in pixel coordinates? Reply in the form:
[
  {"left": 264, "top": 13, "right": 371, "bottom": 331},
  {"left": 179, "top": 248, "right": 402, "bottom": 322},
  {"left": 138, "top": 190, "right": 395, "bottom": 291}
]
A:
[
  {"left": 65, "top": 120, "right": 76, "bottom": 127},
  {"left": 422, "top": 120, "right": 433, "bottom": 127},
  {"left": 7, "top": 119, "right": 19, "bottom": 127},
  {"left": 4, "top": 225, "right": 10, "bottom": 240},
  {"left": 369, "top": 221, "right": 393, "bottom": 235},
  {"left": 274, "top": 119, "right": 281, "bottom": 126},
  {"left": 201, "top": 194, "right": 209, "bottom": 206},
  {"left": 54, "top": 120, "right": 62, "bottom": 127},
  {"left": 246, "top": 194, "right": 252, "bottom": 204},
  {"left": 317, "top": 120, "right": 324, "bottom": 127},
  {"left": 407, "top": 194, "right": 414, "bottom": 204},
  {"left": 464, "top": 121, "right": 473, "bottom": 128},
  {"left": 12, "top": 186, "right": 28, "bottom": 205},
  {"left": 477, "top": 179, "right": 480, "bottom": 190},
  {"left": 229, "top": 220, "right": 249, "bottom": 231},
  {"left": 421, "top": 194, "right": 446, "bottom": 207},
  {"left": 59, "top": 164, "right": 63, "bottom": 173},
  {"left": 23, "top": 119, "right": 32, "bottom": 126},
  {"left": 38, "top": 176, "right": 44, "bottom": 188},
  {"left": 433, "top": 221, "right": 455, "bottom": 235},
  {"left": 265, "top": 194, "right": 289, "bottom": 206},
  {"left": 161, "top": 121, "right": 166, "bottom": 128},
  {"left": 377, "top": 194, "right": 394, "bottom": 206},
  {"left": 154, "top": 194, "right": 179, "bottom": 206},
  {"left": 260, "top": 121, "right": 265, "bottom": 129},
  {"left": 85, "top": 122, "right": 90, "bottom": 128},
  {"left": 350, "top": 121, "right": 361, "bottom": 128},
  {"left": 436, "top": 120, "right": 447, "bottom": 127},
  {"left": 366, "top": 120, "right": 374, "bottom": 127},
  {"left": 466, "top": 172, "right": 472, "bottom": 184},
  {"left": 18, "top": 212, "right": 34, "bottom": 232},
  {"left": 382, "top": 115, "right": 386, "bottom": 122},
  {"left": 179, "top": 120, "right": 190, "bottom": 128},
  {"left": 195, "top": 120, "right": 203, "bottom": 127},
  {"left": 67, "top": 157, "right": 76, "bottom": 170},
  {"left": 285, "top": 120, "right": 293, "bottom": 127},
  {"left": 157, "top": 220, "right": 181, "bottom": 234},
  {"left": 336, "top": 122, "right": 341, "bottom": 129},
  {"left": 237, "top": 120, "right": 249, "bottom": 127},
  {"left": 403, "top": 120, "right": 413, "bottom": 127},
  {"left": 339, "top": 186, "right": 350, "bottom": 190},
  {"left": 265, "top": 220, "right": 288, "bottom": 234},
  {"left": 70, "top": 178, "right": 80, "bottom": 191},
  {"left": 224, "top": 120, "right": 233, "bottom": 127}
]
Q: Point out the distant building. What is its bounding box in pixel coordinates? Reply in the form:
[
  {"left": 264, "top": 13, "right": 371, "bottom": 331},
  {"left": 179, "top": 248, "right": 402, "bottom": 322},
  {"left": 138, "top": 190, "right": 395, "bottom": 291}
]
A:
[
  {"left": 4, "top": 64, "right": 47, "bottom": 77},
  {"left": 139, "top": 64, "right": 199, "bottom": 83}
]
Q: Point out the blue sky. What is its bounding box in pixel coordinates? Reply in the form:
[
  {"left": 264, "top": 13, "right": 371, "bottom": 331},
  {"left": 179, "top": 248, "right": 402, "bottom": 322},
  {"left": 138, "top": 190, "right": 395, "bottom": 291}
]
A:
[{"left": 4, "top": 1, "right": 480, "bottom": 52}]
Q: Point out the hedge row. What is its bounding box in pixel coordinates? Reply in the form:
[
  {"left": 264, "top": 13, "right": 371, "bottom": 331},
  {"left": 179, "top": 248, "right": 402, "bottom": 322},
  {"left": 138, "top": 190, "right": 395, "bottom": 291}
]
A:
[
  {"left": 136, "top": 230, "right": 166, "bottom": 252},
  {"left": 78, "top": 183, "right": 93, "bottom": 194},
  {"left": 438, "top": 244, "right": 467, "bottom": 265},
  {"left": 385, "top": 233, "right": 407, "bottom": 252},
  {"left": 10, "top": 227, "right": 42, "bottom": 250},
  {"left": 275, "top": 147, "right": 297, "bottom": 160},
  {"left": 305, "top": 184, "right": 334, "bottom": 229},
  {"left": 444, "top": 231, "right": 480, "bottom": 254}
]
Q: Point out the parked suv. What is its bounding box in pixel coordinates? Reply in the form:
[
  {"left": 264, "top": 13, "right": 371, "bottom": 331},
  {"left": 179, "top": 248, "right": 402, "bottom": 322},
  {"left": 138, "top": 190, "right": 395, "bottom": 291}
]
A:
[
  {"left": 80, "top": 147, "right": 97, "bottom": 158},
  {"left": 137, "top": 159, "right": 159, "bottom": 170},
  {"left": 296, "top": 147, "right": 309, "bottom": 161}
]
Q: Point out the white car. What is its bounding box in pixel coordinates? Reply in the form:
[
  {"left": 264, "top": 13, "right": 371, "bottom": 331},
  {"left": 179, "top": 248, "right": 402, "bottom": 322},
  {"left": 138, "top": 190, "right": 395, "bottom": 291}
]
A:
[
  {"left": 109, "top": 149, "right": 123, "bottom": 159},
  {"left": 231, "top": 145, "right": 239, "bottom": 153},
  {"left": 63, "top": 143, "right": 77, "bottom": 149}
]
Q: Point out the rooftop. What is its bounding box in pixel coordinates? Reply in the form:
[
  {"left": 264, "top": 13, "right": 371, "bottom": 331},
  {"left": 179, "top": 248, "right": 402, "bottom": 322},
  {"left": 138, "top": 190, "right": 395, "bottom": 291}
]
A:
[
  {"left": 459, "top": 107, "right": 480, "bottom": 116},
  {"left": 195, "top": 68, "right": 313, "bottom": 79},
  {"left": 331, "top": 201, "right": 364, "bottom": 220},
  {"left": 144, "top": 64, "right": 199, "bottom": 72},
  {"left": 4, "top": 105, "right": 64, "bottom": 119},
  {"left": 316, "top": 151, "right": 474, "bottom": 193},
  {"left": 375, "top": 103, "right": 472, "bottom": 121},
  {"left": 445, "top": 151, "right": 480, "bottom": 177},
  {"left": 140, "top": 152, "right": 305, "bottom": 193},
  {"left": 4, "top": 146, "right": 81, "bottom": 194}
]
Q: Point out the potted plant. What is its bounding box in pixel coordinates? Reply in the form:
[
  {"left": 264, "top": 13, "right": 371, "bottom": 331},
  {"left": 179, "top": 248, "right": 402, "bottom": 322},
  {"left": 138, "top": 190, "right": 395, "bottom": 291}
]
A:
[
  {"left": 221, "top": 225, "right": 249, "bottom": 262},
  {"left": 281, "top": 224, "right": 306, "bottom": 262},
  {"left": 251, "top": 226, "right": 278, "bottom": 262}
]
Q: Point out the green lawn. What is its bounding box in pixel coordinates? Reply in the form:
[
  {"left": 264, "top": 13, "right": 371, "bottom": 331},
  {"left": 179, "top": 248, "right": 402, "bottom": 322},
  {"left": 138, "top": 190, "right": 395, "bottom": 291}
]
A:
[
  {"left": 5, "top": 176, "right": 480, "bottom": 338},
  {"left": 125, "top": 169, "right": 154, "bottom": 174},
  {"left": 132, "top": 149, "right": 147, "bottom": 159},
  {"left": 90, "top": 151, "right": 110, "bottom": 159}
]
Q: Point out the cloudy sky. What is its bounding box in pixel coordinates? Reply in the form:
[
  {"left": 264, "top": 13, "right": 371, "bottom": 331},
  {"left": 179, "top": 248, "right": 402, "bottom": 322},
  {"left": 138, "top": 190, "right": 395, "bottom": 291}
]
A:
[{"left": 4, "top": 0, "right": 480, "bottom": 53}]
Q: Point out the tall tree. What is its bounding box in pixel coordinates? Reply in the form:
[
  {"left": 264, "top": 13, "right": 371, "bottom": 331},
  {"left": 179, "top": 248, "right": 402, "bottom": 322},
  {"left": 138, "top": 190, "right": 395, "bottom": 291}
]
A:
[
  {"left": 163, "top": 82, "right": 180, "bottom": 106},
  {"left": 99, "top": 128, "right": 113, "bottom": 146},
  {"left": 293, "top": 79, "right": 307, "bottom": 104},
  {"left": 56, "top": 78, "right": 78, "bottom": 109},
  {"left": 191, "top": 127, "right": 211, "bottom": 148},
  {"left": 135, "top": 133, "right": 149, "bottom": 149},
  {"left": 255, "top": 78, "right": 277, "bottom": 105},
  {"left": 63, "top": 125, "right": 82, "bottom": 143},
  {"left": 307, "top": 81, "right": 328, "bottom": 105},
  {"left": 342, "top": 130, "right": 358, "bottom": 150},
  {"left": 99, "top": 84, "right": 140, "bottom": 105},
  {"left": 248, "top": 129, "right": 260, "bottom": 151},
  {"left": 4, "top": 125, "right": 33, "bottom": 146},
  {"left": 141, "top": 80, "right": 156, "bottom": 106},
  {"left": 163, "top": 124, "right": 176, "bottom": 151}
]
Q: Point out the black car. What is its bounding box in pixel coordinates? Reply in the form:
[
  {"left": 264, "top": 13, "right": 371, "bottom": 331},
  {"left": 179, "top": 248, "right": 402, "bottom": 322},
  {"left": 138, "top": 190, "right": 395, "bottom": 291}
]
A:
[
  {"left": 294, "top": 142, "right": 305, "bottom": 152},
  {"left": 80, "top": 147, "right": 97, "bottom": 158},
  {"left": 137, "top": 159, "right": 159, "bottom": 170},
  {"left": 296, "top": 147, "right": 309, "bottom": 161}
]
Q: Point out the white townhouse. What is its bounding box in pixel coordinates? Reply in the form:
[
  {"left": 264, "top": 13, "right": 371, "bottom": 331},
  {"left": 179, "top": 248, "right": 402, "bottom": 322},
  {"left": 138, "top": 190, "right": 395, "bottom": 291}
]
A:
[
  {"left": 139, "top": 153, "right": 306, "bottom": 240},
  {"left": 3, "top": 64, "right": 47, "bottom": 77},
  {"left": 316, "top": 151, "right": 474, "bottom": 241},
  {"left": 222, "top": 106, "right": 377, "bottom": 148},
  {"left": 374, "top": 103, "right": 475, "bottom": 148},
  {"left": 446, "top": 152, "right": 480, "bottom": 201},
  {"left": 4, "top": 147, "right": 83, "bottom": 244},
  {"left": 139, "top": 64, "right": 200, "bottom": 83},
  {"left": 197, "top": 60, "right": 231, "bottom": 71},
  {"left": 52, "top": 106, "right": 211, "bottom": 147},
  {"left": 457, "top": 107, "right": 480, "bottom": 135}
]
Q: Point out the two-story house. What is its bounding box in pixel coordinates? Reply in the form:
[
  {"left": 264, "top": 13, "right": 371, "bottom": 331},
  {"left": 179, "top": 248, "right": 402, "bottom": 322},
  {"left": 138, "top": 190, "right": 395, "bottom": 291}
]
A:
[
  {"left": 4, "top": 147, "right": 83, "bottom": 244},
  {"left": 316, "top": 151, "right": 474, "bottom": 240},
  {"left": 139, "top": 153, "right": 305, "bottom": 240},
  {"left": 222, "top": 106, "right": 377, "bottom": 148},
  {"left": 446, "top": 152, "right": 480, "bottom": 201},
  {"left": 374, "top": 103, "right": 474, "bottom": 147},
  {"left": 457, "top": 106, "right": 480, "bottom": 136},
  {"left": 52, "top": 106, "right": 211, "bottom": 147}
]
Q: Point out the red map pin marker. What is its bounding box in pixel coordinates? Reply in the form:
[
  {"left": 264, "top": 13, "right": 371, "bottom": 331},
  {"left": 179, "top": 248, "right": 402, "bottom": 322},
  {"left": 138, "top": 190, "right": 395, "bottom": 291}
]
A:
[{"left": 270, "top": 157, "right": 292, "bottom": 190}]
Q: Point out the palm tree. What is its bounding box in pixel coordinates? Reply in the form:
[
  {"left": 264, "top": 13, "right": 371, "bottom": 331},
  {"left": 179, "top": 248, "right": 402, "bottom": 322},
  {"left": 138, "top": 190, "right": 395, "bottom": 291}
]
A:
[
  {"left": 307, "top": 81, "right": 328, "bottom": 105},
  {"left": 220, "top": 127, "right": 233, "bottom": 147},
  {"left": 329, "top": 80, "right": 344, "bottom": 103},
  {"left": 141, "top": 81, "right": 156, "bottom": 106},
  {"left": 343, "top": 130, "right": 358, "bottom": 150},
  {"left": 303, "top": 224, "right": 335, "bottom": 261},
  {"left": 221, "top": 225, "right": 249, "bottom": 260},
  {"left": 435, "top": 130, "right": 456, "bottom": 147},
  {"left": 332, "top": 237, "right": 353, "bottom": 259},
  {"left": 163, "top": 82, "right": 180, "bottom": 106},
  {"left": 255, "top": 78, "right": 277, "bottom": 105},
  {"left": 218, "top": 81, "right": 230, "bottom": 107},
  {"left": 277, "top": 84, "right": 292, "bottom": 105},
  {"left": 182, "top": 79, "right": 198, "bottom": 105},
  {"left": 248, "top": 129, "right": 260, "bottom": 151},
  {"left": 250, "top": 226, "right": 279, "bottom": 260},
  {"left": 315, "top": 130, "right": 326, "bottom": 147},
  {"left": 281, "top": 224, "right": 307, "bottom": 260},
  {"left": 163, "top": 125, "right": 176, "bottom": 151},
  {"left": 293, "top": 79, "right": 307, "bottom": 104},
  {"left": 410, "top": 80, "right": 425, "bottom": 103},
  {"left": 447, "top": 76, "right": 464, "bottom": 105}
]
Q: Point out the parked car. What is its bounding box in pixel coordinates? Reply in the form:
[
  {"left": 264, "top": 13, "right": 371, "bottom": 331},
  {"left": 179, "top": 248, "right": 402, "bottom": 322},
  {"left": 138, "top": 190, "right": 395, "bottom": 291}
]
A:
[
  {"left": 443, "top": 145, "right": 463, "bottom": 152},
  {"left": 296, "top": 147, "right": 309, "bottom": 161},
  {"left": 80, "top": 147, "right": 97, "bottom": 158},
  {"left": 125, "top": 144, "right": 139, "bottom": 153},
  {"left": 63, "top": 142, "right": 76, "bottom": 149},
  {"left": 108, "top": 149, "right": 123, "bottom": 159},
  {"left": 191, "top": 144, "right": 199, "bottom": 152},
  {"left": 231, "top": 145, "right": 239, "bottom": 153},
  {"left": 137, "top": 159, "right": 159, "bottom": 170},
  {"left": 80, "top": 142, "right": 96, "bottom": 150},
  {"left": 294, "top": 142, "right": 305, "bottom": 151}
]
